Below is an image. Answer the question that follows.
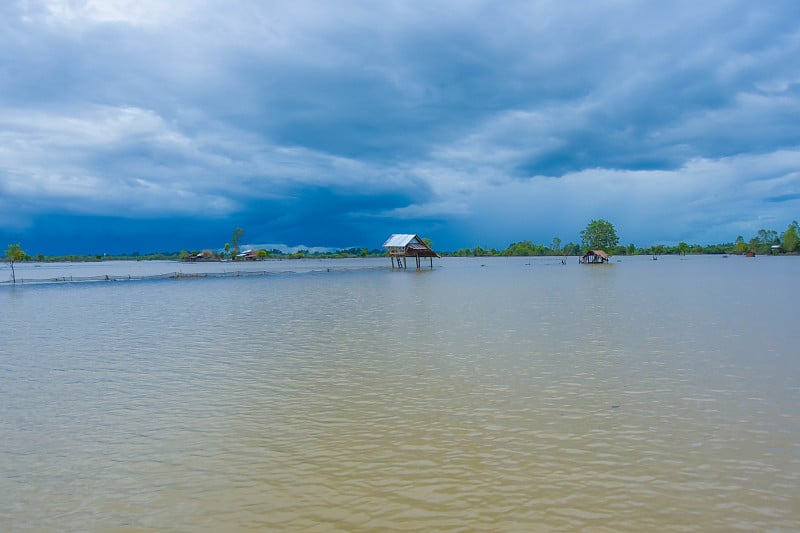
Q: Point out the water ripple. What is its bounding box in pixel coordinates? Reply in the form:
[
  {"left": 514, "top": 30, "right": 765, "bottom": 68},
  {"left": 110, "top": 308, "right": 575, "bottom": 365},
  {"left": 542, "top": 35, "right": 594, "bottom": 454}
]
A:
[{"left": 2, "top": 258, "right": 799, "bottom": 531}]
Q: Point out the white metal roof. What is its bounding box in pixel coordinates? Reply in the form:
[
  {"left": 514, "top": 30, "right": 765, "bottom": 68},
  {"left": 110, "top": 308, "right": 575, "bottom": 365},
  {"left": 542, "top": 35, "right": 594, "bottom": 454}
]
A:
[{"left": 382, "top": 234, "right": 418, "bottom": 247}]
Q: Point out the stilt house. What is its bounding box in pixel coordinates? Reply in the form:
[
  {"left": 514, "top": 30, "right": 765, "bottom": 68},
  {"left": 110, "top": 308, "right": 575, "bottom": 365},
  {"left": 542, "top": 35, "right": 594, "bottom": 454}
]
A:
[
  {"left": 580, "top": 250, "right": 609, "bottom": 264},
  {"left": 382, "top": 234, "right": 440, "bottom": 270}
]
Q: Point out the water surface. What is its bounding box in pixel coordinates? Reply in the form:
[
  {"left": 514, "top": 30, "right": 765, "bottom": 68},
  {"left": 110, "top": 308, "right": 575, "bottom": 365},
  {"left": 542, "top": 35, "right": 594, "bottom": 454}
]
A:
[{"left": 1, "top": 255, "right": 798, "bottom": 531}]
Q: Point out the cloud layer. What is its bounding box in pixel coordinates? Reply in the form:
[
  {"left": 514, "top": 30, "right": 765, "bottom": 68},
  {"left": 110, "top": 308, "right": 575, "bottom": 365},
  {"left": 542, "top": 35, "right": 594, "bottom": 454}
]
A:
[{"left": 1, "top": 0, "right": 799, "bottom": 253}]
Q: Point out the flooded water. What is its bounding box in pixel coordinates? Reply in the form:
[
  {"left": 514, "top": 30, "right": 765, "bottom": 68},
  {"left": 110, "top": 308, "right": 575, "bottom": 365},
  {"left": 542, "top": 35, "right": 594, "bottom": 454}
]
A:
[{"left": 1, "top": 255, "right": 798, "bottom": 531}]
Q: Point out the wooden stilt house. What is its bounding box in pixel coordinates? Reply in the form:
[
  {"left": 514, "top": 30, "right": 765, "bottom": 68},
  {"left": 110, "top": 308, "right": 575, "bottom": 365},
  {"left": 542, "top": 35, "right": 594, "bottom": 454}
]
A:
[
  {"left": 382, "top": 234, "right": 441, "bottom": 270},
  {"left": 580, "top": 250, "right": 609, "bottom": 264}
]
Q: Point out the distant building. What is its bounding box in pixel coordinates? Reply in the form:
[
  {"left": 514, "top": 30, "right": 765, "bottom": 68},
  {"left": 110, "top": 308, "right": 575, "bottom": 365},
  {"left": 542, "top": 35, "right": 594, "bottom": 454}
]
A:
[
  {"left": 580, "top": 250, "right": 609, "bottom": 264},
  {"left": 236, "top": 249, "right": 258, "bottom": 261},
  {"left": 183, "top": 250, "right": 219, "bottom": 262},
  {"left": 382, "top": 234, "right": 440, "bottom": 269}
]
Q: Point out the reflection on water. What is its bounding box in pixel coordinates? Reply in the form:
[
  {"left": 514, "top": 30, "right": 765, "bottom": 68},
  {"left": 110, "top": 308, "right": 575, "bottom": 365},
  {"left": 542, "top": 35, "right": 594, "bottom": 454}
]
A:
[{"left": 1, "top": 256, "right": 799, "bottom": 531}]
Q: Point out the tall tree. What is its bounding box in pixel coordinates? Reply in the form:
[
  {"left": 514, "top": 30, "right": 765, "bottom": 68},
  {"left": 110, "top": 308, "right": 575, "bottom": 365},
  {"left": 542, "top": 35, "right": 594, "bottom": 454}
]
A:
[
  {"left": 782, "top": 221, "right": 799, "bottom": 252},
  {"left": 232, "top": 227, "right": 245, "bottom": 257},
  {"left": 5, "top": 243, "right": 25, "bottom": 285},
  {"left": 580, "top": 219, "right": 619, "bottom": 253}
]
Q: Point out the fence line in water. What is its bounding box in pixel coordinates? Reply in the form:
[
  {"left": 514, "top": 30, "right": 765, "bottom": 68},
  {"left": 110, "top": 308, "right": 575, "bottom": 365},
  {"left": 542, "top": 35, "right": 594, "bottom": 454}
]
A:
[
  {"left": 1, "top": 269, "right": 293, "bottom": 286},
  {"left": 1, "top": 265, "right": 388, "bottom": 286}
]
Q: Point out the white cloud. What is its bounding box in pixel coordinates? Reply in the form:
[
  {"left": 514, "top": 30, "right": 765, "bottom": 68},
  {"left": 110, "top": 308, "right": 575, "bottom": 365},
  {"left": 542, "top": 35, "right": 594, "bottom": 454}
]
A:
[
  {"left": 41, "top": 0, "right": 186, "bottom": 27},
  {"left": 401, "top": 147, "right": 800, "bottom": 246},
  {"left": 0, "top": 103, "right": 426, "bottom": 219},
  {"left": 0, "top": 105, "right": 236, "bottom": 215},
  {"left": 368, "top": 200, "right": 471, "bottom": 219}
]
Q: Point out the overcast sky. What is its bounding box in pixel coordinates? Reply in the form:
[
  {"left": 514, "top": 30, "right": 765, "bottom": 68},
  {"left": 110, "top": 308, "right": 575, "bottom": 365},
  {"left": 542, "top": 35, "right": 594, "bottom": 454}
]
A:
[{"left": 1, "top": 0, "right": 799, "bottom": 254}]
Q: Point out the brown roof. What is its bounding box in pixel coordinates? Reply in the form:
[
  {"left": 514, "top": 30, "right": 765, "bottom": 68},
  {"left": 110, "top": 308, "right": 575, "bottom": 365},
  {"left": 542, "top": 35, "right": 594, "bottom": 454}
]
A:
[{"left": 583, "top": 250, "right": 609, "bottom": 259}]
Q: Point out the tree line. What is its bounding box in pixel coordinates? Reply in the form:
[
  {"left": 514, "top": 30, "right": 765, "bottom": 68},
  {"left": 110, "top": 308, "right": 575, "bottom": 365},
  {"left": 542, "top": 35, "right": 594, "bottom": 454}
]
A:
[
  {"left": 5, "top": 219, "right": 800, "bottom": 280},
  {"left": 442, "top": 219, "right": 800, "bottom": 257}
]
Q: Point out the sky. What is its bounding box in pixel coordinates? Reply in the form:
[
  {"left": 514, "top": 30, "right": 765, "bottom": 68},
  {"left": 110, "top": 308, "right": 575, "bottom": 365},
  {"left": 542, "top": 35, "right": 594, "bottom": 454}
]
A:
[{"left": 1, "top": 0, "right": 799, "bottom": 254}]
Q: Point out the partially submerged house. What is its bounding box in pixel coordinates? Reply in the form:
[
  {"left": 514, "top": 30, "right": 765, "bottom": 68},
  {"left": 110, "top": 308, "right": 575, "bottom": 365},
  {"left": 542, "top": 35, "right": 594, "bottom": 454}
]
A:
[
  {"left": 580, "top": 250, "right": 609, "bottom": 264},
  {"left": 382, "top": 234, "right": 440, "bottom": 269}
]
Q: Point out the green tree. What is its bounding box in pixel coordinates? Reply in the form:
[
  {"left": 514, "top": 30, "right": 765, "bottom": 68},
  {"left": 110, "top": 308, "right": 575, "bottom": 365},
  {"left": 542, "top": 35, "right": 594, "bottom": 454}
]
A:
[
  {"left": 757, "top": 228, "right": 778, "bottom": 246},
  {"left": 612, "top": 245, "right": 628, "bottom": 256},
  {"left": 223, "top": 242, "right": 231, "bottom": 259},
  {"left": 5, "top": 243, "right": 26, "bottom": 285},
  {"left": 782, "top": 221, "right": 798, "bottom": 253},
  {"left": 257, "top": 249, "right": 269, "bottom": 259},
  {"left": 551, "top": 237, "right": 561, "bottom": 252},
  {"left": 677, "top": 242, "right": 689, "bottom": 256},
  {"left": 232, "top": 227, "right": 245, "bottom": 257},
  {"left": 580, "top": 219, "right": 619, "bottom": 253},
  {"left": 734, "top": 236, "right": 747, "bottom": 254},
  {"left": 506, "top": 241, "right": 535, "bottom": 256},
  {"left": 748, "top": 229, "right": 777, "bottom": 254}
]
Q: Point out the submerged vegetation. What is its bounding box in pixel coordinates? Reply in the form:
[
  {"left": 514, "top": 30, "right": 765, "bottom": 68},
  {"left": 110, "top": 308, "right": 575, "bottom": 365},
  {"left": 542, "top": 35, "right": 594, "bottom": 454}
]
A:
[{"left": 4, "top": 220, "right": 799, "bottom": 266}]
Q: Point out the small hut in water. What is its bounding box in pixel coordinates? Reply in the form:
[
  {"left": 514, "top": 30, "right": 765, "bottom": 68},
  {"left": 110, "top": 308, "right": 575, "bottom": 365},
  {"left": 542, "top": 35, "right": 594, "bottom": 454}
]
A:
[
  {"left": 580, "top": 250, "right": 609, "bottom": 264},
  {"left": 382, "top": 234, "right": 440, "bottom": 270}
]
